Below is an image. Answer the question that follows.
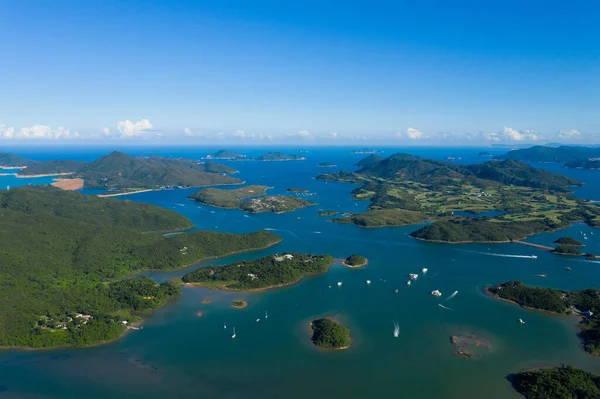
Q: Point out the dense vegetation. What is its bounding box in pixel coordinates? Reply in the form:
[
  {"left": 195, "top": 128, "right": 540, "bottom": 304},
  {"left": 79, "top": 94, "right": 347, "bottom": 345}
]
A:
[
  {"left": 232, "top": 300, "right": 247, "bottom": 308},
  {"left": 344, "top": 254, "right": 366, "bottom": 266},
  {"left": 0, "top": 152, "right": 35, "bottom": 167},
  {"left": 181, "top": 253, "right": 333, "bottom": 290},
  {"left": 511, "top": 366, "right": 600, "bottom": 399},
  {"left": 555, "top": 237, "right": 584, "bottom": 246},
  {"left": 17, "top": 160, "right": 89, "bottom": 176},
  {"left": 0, "top": 187, "right": 281, "bottom": 348},
  {"left": 355, "top": 154, "right": 384, "bottom": 167},
  {"left": 489, "top": 281, "right": 600, "bottom": 355},
  {"left": 497, "top": 145, "right": 600, "bottom": 163},
  {"left": 553, "top": 246, "right": 583, "bottom": 256},
  {"left": 79, "top": 152, "right": 242, "bottom": 190},
  {"left": 565, "top": 159, "right": 600, "bottom": 170},
  {"left": 335, "top": 209, "right": 427, "bottom": 228},
  {"left": 318, "top": 210, "right": 339, "bottom": 217},
  {"left": 206, "top": 150, "right": 245, "bottom": 160},
  {"left": 256, "top": 152, "right": 305, "bottom": 161},
  {"left": 310, "top": 318, "right": 351, "bottom": 349},
  {"left": 189, "top": 185, "right": 270, "bottom": 208},
  {"left": 410, "top": 219, "right": 549, "bottom": 242},
  {"left": 240, "top": 195, "right": 316, "bottom": 213}
]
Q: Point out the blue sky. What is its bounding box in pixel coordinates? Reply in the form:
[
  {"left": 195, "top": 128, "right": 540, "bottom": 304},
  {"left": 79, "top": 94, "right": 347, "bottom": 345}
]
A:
[{"left": 0, "top": 0, "right": 598, "bottom": 144}]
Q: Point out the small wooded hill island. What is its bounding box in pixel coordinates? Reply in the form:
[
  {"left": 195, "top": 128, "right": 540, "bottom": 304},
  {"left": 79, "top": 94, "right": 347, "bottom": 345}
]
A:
[
  {"left": 487, "top": 281, "right": 600, "bottom": 355},
  {"left": 181, "top": 253, "right": 333, "bottom": 290},
  {"left": 511, "top": 366, "right": 600, "bottom": 399},
  {"left": 317, "top": 152, "right": 600, "bottom": 242},
  {"left": 343, "top": 254, "right": 367, "bottom": 268},
  {"left": 0, "top": 186, "right": 281, "bottom": 349},
  {"left": 205, "top": 150, "right": 305, "bottom": 161},
  {"left": 310, "top": 318, "right": 351, "bottom": 350}
]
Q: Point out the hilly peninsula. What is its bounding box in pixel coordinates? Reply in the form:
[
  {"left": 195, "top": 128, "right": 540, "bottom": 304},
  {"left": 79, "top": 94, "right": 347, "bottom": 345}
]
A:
[
  {"left": 496, "top": 145, "right": 600, "bottom": 163},
  {"left": 0, "top": 186, "right": 281, "bottom": 349},
  {"left": 564, "top": 159, "right": 600, "bottom": 170},
  {"left": 317, "top": 152, "right": 600, "bottom": 242},
  {"left": 17, "top": 160, "right": 89, "bottom": 176},
  {"left": 181, "top": 253, "right": 333, "bottom": 290},
  {"left": 189, "top": 185, "right": 271, "bottom": 208},
  {"left": 0, "top": 153, "right": 35, "bottom": 167},
  {"left": 79, "top": 152, "right": 242, "bottom": 190}
]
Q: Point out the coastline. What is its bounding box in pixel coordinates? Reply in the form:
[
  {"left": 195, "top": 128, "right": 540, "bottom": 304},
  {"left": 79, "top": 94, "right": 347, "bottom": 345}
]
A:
[
  {"left": 483, "top": 287, "right": 572, "bottom": 317},
  {"left": 97, "top": 181, "right": 248, "bottom": 198},
  {"left": 16, "top": 172, "right": 75, "bottom": 178},
  {"left": 341, "top": 258, "right": 368, "bottom": 268}
]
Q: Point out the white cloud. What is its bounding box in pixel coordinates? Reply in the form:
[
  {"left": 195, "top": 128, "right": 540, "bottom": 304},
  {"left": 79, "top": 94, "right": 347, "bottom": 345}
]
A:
[
  {"left": 558, "top": 129, "right": 581, "bottom": 139},
  {"left": 183, "top": 127, "right": 192, "bottom": 136},
  {"left": 102, "top": 127, "right": 111, "bottom": 136},
  {"left": 297, "top": 130, "right": 310, "bottom": 136},
  {"left": 233, "top": 130, "right": 246, "bottom": 139},
  {"left": 116, "top": 119, "right": 152, "bottom": 137},
  {"left": 397, "top": 127, "right": 426, "bottom": 139},
  {"left": 484, "top": 127, "right": 541, "bottom": 142},
  {"left": 0, "top": 125, "right": 15, "bottom": 138}
]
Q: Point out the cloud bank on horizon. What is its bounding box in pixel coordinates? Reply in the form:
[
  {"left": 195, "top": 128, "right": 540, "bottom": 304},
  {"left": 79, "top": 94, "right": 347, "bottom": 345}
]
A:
[{"left": 0, "top": 120, "right": 594, "bottom": 144}]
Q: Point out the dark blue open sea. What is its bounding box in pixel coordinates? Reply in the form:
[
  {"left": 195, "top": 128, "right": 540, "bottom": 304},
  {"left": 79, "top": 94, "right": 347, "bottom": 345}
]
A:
[{"left": 1, "top": 146, "right": 599, "bottom": 398}]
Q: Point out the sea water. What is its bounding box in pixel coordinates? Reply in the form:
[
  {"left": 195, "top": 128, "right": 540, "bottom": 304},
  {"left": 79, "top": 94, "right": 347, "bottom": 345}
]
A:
[{"left": 0, "top": 146, "right": 599, "bottom": 399}]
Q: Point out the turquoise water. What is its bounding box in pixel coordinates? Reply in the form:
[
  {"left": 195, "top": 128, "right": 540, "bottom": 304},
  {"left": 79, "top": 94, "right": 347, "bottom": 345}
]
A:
[{"left": 0, "top": 147, "right": 599, "bottom": 399}]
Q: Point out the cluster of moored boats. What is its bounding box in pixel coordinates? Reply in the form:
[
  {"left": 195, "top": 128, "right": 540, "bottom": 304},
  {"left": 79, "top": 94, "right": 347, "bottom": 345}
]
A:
[{"left": 404, "top": 268, "right": 442, "bottom": 297}]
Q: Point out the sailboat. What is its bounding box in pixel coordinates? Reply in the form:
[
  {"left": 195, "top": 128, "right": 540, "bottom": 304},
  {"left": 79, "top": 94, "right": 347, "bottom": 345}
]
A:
[
  {"left": 265, "top": 311, "right": 268, "bottom": 319},
  {"left": 232, "top": 327, "right": 236, "bottom": 339},
  {"left": 224, "top": 323, "right": 227, "bottom": 329},
  {"left": 393, "top": 322, "right": 400, "bottom": 338}
]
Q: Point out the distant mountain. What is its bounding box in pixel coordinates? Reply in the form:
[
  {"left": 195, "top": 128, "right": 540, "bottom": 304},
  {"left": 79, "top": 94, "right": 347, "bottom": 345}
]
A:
[
  {"left": 206, "top": 150, "right": 246, "bottom": 160},
  {"left": 564, "top": 159, "right": 600, "bottom": 170},
  {"left": 496, "top": 146, "right": 600, "bottom": 163},
  {"left": 355, "top": 154, "right": 384, "bottom": 168},
  {"left": 256, "top": 152, "right": 305, "bottom": 161},
  {"left": 0, "top": 153, "right": 35, "bottom": 167},
  {"left": 80, "top": 151, "right": 242, "bottom": 189},
  {"left": 17, "top": 160, "right": 89, "bottom": 176},
  {"left": 466, "top": 159, "right": 581, "bottom": 191}
]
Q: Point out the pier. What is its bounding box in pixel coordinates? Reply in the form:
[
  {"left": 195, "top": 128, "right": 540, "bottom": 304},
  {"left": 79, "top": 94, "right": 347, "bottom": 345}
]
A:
[{"left": 513, "top": 241, "right": 554, "bottom": 251}]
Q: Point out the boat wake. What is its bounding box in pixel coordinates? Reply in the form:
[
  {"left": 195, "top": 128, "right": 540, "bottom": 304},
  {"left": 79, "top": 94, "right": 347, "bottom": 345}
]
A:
[
  {"left": 438, "top": 304, "right": 454, "bottom": 311},
  {"left": 446, "top": 291, "right": 458, "bottom": 301},
  {"left": 461, "top": 250, "right": 537, "bottom": 259},
  {"left": 263, "top": 228, "right": 303, "bottom": 240},
  {"left": 393, "top": 322, "right": 400, "bottom": 337}
]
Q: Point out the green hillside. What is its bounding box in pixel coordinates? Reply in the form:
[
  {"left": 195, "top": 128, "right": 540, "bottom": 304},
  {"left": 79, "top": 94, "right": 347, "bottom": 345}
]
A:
[
  {"left": 497, "top": 145, "right": 600, "bottom": 163},
  {"left": 17, "top": 160, "right": 89, "bottom": 176},
  {"left": 0, "top": 153, "right": 35, "bottom": 167},
  {"left": 189, "top": 185, "right": 270, "bottom": 208}
]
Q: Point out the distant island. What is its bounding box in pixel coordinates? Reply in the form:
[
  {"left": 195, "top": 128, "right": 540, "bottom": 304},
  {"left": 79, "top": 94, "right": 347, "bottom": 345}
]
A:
[
  {"left": 342, "top": 254, "right": 367, "bottom": 268},
  {"left": 318, "top": 162, "right": 337, "bottom": 167},
  {"left": 181, "top": 253, "right": 333, "bottom": 291},
  {"left": 318, "top": 210, "right": 339, "bottom": 217},
  {"left": 256, "top": 152, "right": 305, "bottom": 161},
  {"left": 510, "top": 366, "right": 600, "bottom": 398},
  {"left": 310, "top": 318, "right": 350, "bottom": 350},
  {"left": 240, "top": 195, "right": 316, "bottom": 213},
  {"left": 496, "top": 145, "right": 600, "bottom": 163},
  {"left": 287, "top": 187, "right": 309, "bottom": 193},
  {"left": 564, "top": 159, "right": 600, "bottom": 170},
  {"left": 352, "top": 149, "right": 378, "bottom": 154},
  {"left": 205, "top": 150, "right": 246, "bottom": 160},
  {"left": 0, "top": 152, "right": 35, "bottom": 168},
  {"left": 189, "top": 185, "right": 271, "bottom": 208},
  {"left": 0, "top": 186, "right": 282, "bottom": 349},
  {"left": 17, "top": 160, "right": 89, "bottom": 176},
  {"left": 554, "top": 236, "right": 584, "bottom": 246},
  {"left": 316, "top": 152, "right": 600, "bottom": 242},
  {"left": 478, "top": 152, "right": 492, "bottom": 157},
  {"left": 487, "top": 281, "right": 600, "bottom": 355}
]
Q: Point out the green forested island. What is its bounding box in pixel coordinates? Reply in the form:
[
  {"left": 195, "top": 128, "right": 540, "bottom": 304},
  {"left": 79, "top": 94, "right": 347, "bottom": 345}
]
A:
[
  {"left": 496, "top": 145, "right": 600, "bottom": 163},
  {"left": 310, "top": 318, "right": 351, "bottom": 349},
  {"left": 181, "top": 253, "right": 333, "bottom": 290},
  {"left": 206, "top": 150, "right": 246, "bottom": 160},
  {"left": 240, "top": 195, "right": 316, "bottom": 213},
  {"left": 17, "top": 159, "right": 89, "bottom": 176},
  {"left": 552, "top": 245, "right": 583, "bottom": 256},
  {"left": 256, "top": 152, "right": 305, "bottom": 161},
  {"left": 0, "top": 187, "right": 281, "bottom": 349},
  {"left": 488, "top": 281, "right": 600, "bottom": 355},
  {"left": 510, "top": 366, "right": 600, "bottom": 398},
  {"left": 318, "top": 210, "right": 339, "bottom": 217},
  {"left": 564, "top": 159, "right": 600, "bottom": 170},
  {"left": 343, "top": 254, "right": 367, "bottom": 267},
  {"left": 318, "top": 162, "right": 337, "bottom": 167},
  {"left": 188, "top": 185, "right": 271, "bottom": 208},
  {"left": 317, "top": 152, "right": 600, "bottom": 242},
  {"left": 555, "top": 237, "right": 584, "bottom": 246},
  {"left": 287, "top": 187, "right": 310, "bottom": 193}
]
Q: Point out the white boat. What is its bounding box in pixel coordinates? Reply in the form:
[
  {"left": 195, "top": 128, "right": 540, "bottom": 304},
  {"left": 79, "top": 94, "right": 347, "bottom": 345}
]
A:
[
  {"left": 366, "top": 280, "right": 371, "bottom": 285},
  {"left": 406, "top": 280, "right": 411, "bottom": 286},
  {"left": 518, "top": 318, "right": 525, "bottom": 325},
  {"left": 265, "top": 311, "right": 268, "bottom": 319},
  {"left": 232, "top": 327, "right": 236, "bottom": 339},
  {"left": 409, "top": 273, "right": 419, "bottom": 280},
  {"left": 224, "top": 323, "right": 227, "bottom": 329},
  {"left": 584, "top": 236, "right": 588, "bottom": 240},
  {"left": 393, "top": 322, "right": 400, "bottom": 338},
  {"left": 256, "top": 318, "right": 260, "bottom": 323},
  {"left": 431, "top": 290, "right": 442, "bottom": 297},
  {"left": 421, "top": 268, "right": 428, "bottom": 273},
  {"left": 337, "top": 281, "right": 342, "bottom": 287},
  {"left": 394, "top": 289, "right": 399, "bottom": 294},
  {"left": 530, "top": 255, "right": 538, "bottom": 259}
]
